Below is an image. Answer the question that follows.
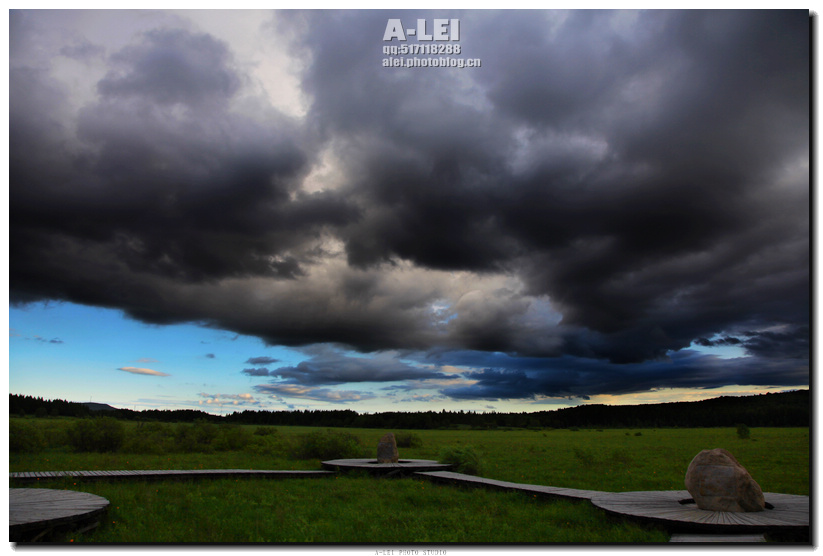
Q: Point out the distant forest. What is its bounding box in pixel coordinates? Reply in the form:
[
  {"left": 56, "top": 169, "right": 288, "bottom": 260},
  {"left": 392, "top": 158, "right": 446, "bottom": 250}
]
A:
[{"left": 9, "top": 389, "right": 809, "bottom": 429}]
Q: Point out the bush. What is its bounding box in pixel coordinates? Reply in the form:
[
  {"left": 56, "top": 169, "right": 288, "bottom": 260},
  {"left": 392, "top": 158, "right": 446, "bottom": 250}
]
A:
[
  {"left": 174, "top": 421, "right": 219, "bottom": 453},
  {"left": 293, "top": 430, "right": 365, "bottom": 460},
  {"left": 122, "top": 422, "right": 175, "bottom": 454},
  {"left": 248, "top": 433, "right": 289, "bottom": 456},
  {"left": 68, "top": 417, "right": 125, "bottom": 452},
  {"left": 736, "top": 423, "right": 751, "bottom": 439},
  {"left": 438, "top": 445, "right": 483, "bottom": 475},
  {"left": 10, "top": 421, "right": 45, "bottom": 452},
  {"left": 214, "top": 424, "right": 252, "bottom": 451},
  {"left": 41, "top": 421, "right": 70, "bottom": 448},
  {"left": 395, "top": 432, "right": 423, "bottom": 448}
]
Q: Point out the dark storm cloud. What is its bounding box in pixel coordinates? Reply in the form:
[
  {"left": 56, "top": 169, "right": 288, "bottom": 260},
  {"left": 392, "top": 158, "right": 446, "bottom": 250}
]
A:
[
  {"left": 290, "top": 9, "right": 808, "bottom": 363},
  {"left": 695, "top": 337, "right": 742, "bottom": 347},
  {"left": 741, "top": 325, "right": 810, "bottom": 360},
  {"left": 9, "top": 10, "right": 809, "bottom": 398},
  {"left": 97, "top": 28, "right": 241, "bottom": 106},
  {"left": 11, "top": 24, "right": 357, "bottom": 297},
  {"left": 439, "top": 349, "right": 809, "bottom": 401},
  {"left": 264, "top": 350, "right": 456, "bottom": 386},
  {"left": 59, "top": 38, "right": 104, "bottom": 61}
]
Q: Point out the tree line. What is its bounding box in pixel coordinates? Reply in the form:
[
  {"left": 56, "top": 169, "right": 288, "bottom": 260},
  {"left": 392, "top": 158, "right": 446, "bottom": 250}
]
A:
[{"left": 9, "top": 389, "right": 809, "bottom": 429}]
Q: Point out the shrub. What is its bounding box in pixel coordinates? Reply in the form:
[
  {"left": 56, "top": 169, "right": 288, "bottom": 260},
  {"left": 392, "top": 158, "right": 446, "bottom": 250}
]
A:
[
  {"left": 254, "top": 426, "right": 278, "bottom": 436},
  {"left": 122, "top": 422, "right": 175, "bottom": 454},
  {"left": 293, "top": 430, "right": 365, "bottom": 460},
  {"left": 248, "top": 433, "right": 289, "bottom": 456},
  {"left": 68, "top": 417, "right": 125, "bottom": 452},
  {"left": 214, "top": 424, "right": 252, "bottom": 451},
  {"left": 736, "top": 423, "right": 751, "bottom": 439},
  {"left": 395, "top": 432, "right": 423, "bottom": 448},
  {"left": 634, "top": 432, "right": 642, "bottom": 437},
  {"left": 10, "top": 421, "right": 45, "bottom": 452},
  {"left": 438, "top": 445, "right": 483, "bottom": 475},
  {"left": 41, "top": 421, "right": 70, "bottom": 448},
  {"left": 174, "top": 421, "right": 219, "bottom": 453}
]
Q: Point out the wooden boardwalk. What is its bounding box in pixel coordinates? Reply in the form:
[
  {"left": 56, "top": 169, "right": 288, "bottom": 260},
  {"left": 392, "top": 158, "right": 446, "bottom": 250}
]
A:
[
  {"left": 322, "top": 458, "right": 453, "bottom": 475},
  {"left": 670, "top": 533, "right": 766, "bottom": 542},
  {"left": 420, "top": 472, "right": 809, "bottom": 535},
  {"left": 10, "top": 488, "right": 110, "bottom": 542},
  {"left": 9, "top": 468, "right": 335, "bottom": 483},
  {"left": 10, "top": 468, "right": 810, "bottom": 542},
  {"left": 416, "top": 470, "right": 605, "bottom": 500},
  {"left": 592, "top": 490, "right": 809, "bottom": 533}
]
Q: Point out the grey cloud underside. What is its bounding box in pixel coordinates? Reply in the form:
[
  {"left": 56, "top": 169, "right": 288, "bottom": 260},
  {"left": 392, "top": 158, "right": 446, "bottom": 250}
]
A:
[
  {"left": 440, "top": 349, "right": 810, "bottom": 401},
  {"left": 9, "top": 10, "right": 809, "bottom": 399},
  {"left": 263, "top": 352, "right": 456, "bottom": 386}
]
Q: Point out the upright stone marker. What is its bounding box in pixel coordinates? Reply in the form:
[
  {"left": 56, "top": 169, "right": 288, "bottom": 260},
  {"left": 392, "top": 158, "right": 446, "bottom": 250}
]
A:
[
  {"left": 685, "top": 448, "right": 766, "bottom": 512},
  {"left": 376, "top": 433, "right": 399, "bottom": 463}
]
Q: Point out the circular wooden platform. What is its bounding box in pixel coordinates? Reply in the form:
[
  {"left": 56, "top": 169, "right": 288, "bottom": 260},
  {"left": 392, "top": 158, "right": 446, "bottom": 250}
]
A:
[
  {"left": 592, "top": 490, "right": 809, "bottom": 533},
  {"left": 10, "top": 488, "right": 111, "bottom": 542},
  {"left": 322, "top": 458, "right": 453, "bottom": 474}
]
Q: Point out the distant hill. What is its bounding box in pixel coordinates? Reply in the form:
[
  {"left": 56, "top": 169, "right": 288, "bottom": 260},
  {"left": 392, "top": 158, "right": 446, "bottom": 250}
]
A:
[{"left": 82, "top": 402, "right": 118, "bottom": 412}]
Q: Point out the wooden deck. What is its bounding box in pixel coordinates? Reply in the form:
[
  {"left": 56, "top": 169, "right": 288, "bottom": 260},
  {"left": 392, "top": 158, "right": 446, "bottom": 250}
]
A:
[
  {"left": 10, "top": 488, "right": 110, "bottom": 542},
  {"left": 670, "top": 533, "right": 767, "bottom": 542},
  {"left": 420, "top": 472, "right": 809, "bottom": 535},
  {"left": 592, "top": 490, "right": 809, "bottom": 533},
  {"left": 415, "top": 470, "right": 605, "bottom": 501},
  {"left": 9, "top": 469, "right": 335, "bottom": 483},
  {"left": 321, "top": 458, "right": 453, "bottom": 475}
]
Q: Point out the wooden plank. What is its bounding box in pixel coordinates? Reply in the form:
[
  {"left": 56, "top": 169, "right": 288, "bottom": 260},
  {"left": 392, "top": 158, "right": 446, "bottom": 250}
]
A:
[
  {"left": 415, "top": 471, "right": 607, "bottom": 501},
  {"left": 592, "top": 491, "right": 809, "bottom": 532},
  {"left": 11, "top": 468, "right": 336, "bottom": 485},
  {"left": 10, "top": 488, "right": 110, "bottom": 542},
  {"left": 670, "top": 534, "right": 766, "bottom": 543}
]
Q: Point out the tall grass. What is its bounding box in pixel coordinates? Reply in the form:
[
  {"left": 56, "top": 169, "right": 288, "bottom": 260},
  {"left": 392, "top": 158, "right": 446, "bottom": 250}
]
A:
[
  {"left": 40, "top": 477, "right": 670, "bottom": 543},
  {"left": 10, "top": 420, "right": 809, "bottom": 496}
]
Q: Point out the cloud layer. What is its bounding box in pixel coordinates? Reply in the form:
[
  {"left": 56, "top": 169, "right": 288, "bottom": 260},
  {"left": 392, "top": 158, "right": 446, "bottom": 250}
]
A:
[
  {"left": 10, "top": 10, "right": 809, "bottom": 403},
  {"left": 118, "top": 367, "right": 170, "bottom": 377}
]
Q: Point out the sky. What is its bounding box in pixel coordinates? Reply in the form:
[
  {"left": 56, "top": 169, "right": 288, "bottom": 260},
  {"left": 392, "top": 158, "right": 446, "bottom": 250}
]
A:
[{"left": 8, "top": 9, "right": 810, "bottom": 415}]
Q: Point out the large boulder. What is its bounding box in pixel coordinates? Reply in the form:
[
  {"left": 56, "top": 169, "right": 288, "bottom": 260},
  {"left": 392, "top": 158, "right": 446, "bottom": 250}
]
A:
[
  {"left": 376, "top": 433, "right": 399, "bottom": 463},
  {"left": 685, "top": 448, "right": 766, "bottom": 512}
]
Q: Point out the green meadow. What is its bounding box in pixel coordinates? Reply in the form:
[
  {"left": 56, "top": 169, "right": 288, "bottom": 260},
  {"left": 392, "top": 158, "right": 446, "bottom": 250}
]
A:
[{"left": 9, "top": 418, "right": 810, "bottom": 543}]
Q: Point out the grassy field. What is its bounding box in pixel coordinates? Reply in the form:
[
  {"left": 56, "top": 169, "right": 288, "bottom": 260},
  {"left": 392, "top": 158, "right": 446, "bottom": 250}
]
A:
[
  {"left": 9, "top": 419, "right": 810, "bottom": 543},
  {"left": 30, "top": 476, "right": 670, "bottom": 543}
]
